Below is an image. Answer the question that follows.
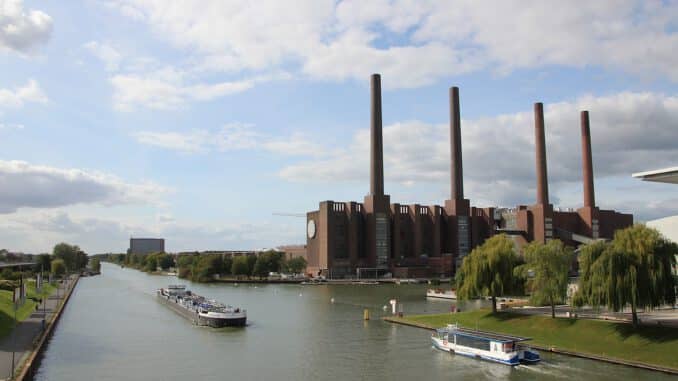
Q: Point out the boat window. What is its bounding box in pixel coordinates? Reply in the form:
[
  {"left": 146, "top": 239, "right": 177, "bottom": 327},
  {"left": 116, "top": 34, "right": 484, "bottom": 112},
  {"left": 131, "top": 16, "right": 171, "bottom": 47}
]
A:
[
  {"left": 502, "top": 342, "right": 515, "bottom": 352},
  {"left": 454, "top": 334, "right": 490, "bottom": 351}
]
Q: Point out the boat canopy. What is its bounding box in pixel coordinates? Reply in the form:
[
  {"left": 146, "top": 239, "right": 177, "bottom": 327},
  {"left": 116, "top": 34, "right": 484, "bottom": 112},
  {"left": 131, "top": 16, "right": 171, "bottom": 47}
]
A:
[{"left": 439, "top": 326, "right": 532, "bottom": 344}]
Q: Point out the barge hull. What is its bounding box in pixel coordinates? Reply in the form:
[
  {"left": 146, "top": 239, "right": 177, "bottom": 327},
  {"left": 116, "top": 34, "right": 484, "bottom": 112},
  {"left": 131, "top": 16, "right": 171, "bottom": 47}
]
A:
[
  {"left": 200, "top": 316, "right": 247, "bottom": 327},
  {"left": 157, "top": 293, "right": 199, "bottom": 323}
]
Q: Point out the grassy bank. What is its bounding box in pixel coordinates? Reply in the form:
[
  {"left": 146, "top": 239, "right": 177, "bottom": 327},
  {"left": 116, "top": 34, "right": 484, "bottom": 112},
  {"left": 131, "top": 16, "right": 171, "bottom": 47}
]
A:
[
  {"left": 390, "top": 309, "right": 678, "bottom": 370},
  {"left": 0, "top": 280, "right": 57, "bottom": 338}
]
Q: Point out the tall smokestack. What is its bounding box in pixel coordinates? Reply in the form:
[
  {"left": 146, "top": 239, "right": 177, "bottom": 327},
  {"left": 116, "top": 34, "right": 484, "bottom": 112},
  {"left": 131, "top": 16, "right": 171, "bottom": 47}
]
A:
[
  {"left": 450, "top": 87, "right": 463, "bottom": 200},
  {"left": 534, "top": 102, "right": 549, "bottom": 205},
  {"left": 370, "top": 73, "right": 384, "bottom": 196},
  {"left": 580, "top": 111, "right": 595, "bottom": 208}
]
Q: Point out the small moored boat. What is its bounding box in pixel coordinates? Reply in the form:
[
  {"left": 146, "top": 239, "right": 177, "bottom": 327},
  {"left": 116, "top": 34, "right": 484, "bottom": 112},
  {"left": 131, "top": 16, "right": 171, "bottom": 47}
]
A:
[
  {"left": 431, "top": 324, "right": 540, "bottom": 366},
  {"left": 426, "top": 289, "right": 456, "bottom": 299}
]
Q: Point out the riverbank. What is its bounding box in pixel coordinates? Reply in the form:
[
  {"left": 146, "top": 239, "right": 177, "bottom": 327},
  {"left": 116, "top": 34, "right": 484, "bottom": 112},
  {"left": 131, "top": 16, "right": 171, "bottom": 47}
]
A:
[
  {"left": 0, "top": 282, "right": 56, "bottom": 338},
  {"left": 384, "top": 309, "right": 678, "bottom": 374},
  {"left": 4, "top": 276, "right": 79, "bottom": 381}
]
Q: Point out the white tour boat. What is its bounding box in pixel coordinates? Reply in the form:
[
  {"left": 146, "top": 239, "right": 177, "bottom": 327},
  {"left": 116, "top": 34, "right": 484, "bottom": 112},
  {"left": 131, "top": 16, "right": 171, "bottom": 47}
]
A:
[{"left": 431, "top": 324, "right": 540, "bottom": 366}]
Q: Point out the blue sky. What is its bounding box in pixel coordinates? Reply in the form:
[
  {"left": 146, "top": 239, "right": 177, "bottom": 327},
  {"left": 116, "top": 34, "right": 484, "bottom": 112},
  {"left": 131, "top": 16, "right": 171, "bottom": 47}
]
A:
[{"left": 1, "top": 0, "right": 677, "bottom": 253}]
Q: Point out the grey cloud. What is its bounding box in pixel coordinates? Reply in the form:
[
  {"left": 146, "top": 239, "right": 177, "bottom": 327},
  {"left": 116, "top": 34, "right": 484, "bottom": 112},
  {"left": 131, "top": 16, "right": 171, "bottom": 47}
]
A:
[
  {"left": 0, "top": 160, "right": 167, "bottom": 213},
  {"left": 0, "top": 0, "right": 52, "bottom": 53},
  {"left": 0, "top": 210, "right": 300, "bottom": 253}
]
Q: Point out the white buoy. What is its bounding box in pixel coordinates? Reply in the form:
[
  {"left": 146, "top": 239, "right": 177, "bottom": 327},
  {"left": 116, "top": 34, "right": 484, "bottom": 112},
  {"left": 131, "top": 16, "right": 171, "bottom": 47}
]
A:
[
  {"left": 330, "top": 298, "right": 335, "bottom": 303},
  {"left": 299, "top": 293, "right": 303, "bottom": 297}
]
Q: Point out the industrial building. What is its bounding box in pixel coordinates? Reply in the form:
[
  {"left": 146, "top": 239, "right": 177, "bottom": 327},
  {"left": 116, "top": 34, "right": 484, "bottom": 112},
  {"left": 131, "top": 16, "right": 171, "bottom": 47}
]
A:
[
  {"left": 128, "top": 238, "right": 165, "bottom": 255},
  {"left": 305, "top": 74, "right": 633, "bottom": 279}
]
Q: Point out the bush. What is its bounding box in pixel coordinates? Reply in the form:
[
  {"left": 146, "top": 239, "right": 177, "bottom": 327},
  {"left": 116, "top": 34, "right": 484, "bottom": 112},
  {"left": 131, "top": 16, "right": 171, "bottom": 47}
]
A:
[
  {"left": 0, "top": 280, "right": 18, "bottom": 291},
  {"left": 51, "top": 259, "right": 66, "bottom": 276}
]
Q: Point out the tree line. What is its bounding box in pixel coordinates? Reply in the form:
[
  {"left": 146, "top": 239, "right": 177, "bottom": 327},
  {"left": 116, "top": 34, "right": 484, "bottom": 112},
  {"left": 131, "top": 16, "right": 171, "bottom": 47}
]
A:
[
  {"left": 0, "top": 242, "right": 89, "bottom": 289},
  {"left": 456, "top": 224, "right": 676, "bottom": 327},
  {"left": 176, "top": 250, "right": 307, "bottom": 282},
  {"left": 98, "top": 250, "right": 308, "bottom": 283}
]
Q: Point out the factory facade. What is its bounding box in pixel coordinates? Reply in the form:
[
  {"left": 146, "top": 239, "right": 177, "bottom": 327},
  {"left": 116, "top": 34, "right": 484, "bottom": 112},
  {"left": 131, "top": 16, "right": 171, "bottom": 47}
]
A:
[{"left": 306, "top": 74, "right": 632, "bottom": 278}]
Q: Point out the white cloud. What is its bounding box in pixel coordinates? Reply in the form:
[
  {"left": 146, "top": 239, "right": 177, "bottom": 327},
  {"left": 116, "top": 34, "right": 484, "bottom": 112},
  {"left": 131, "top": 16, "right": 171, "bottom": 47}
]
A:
[
  {"left": 278, "top": 92, "right": 678, "bottom": 210},
  {"left": 133, "top": 124, "right": 322, "bottom": 157},
  {"left": 0, "top": 122, "right": 23, "bottom": 130},
  {"left": 83, "top": 41, "right": 122, "bottom": 71},
  {"left": 133, "top": 123, "right": 259, "bottom": 153},
  {"left": 0, "top": 79, "right": 47, "bottom": 108},
  {"left": 106, "top": 1, "right": 678, "bottom": 87},
  {"left": 262, "top": 133, "right": 326, "bottom": 157},
  {"left": 0, "top": 160, "right": 168, "bottom": 213},
  {"left": 0, "top": 0, "right": 52, "bottom": 53},
  {"left": 110, "top": 72, "right": 256, "bottom": 111}
]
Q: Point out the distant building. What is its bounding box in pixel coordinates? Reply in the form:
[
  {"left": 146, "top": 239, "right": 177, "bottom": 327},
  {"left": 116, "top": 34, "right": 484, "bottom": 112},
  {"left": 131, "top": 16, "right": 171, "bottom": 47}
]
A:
[
  {"left": 276, "top": 245, "right": 307, "bottom": 261},
  {"left": 129, "top": 238, "right": 165, "bottom": 255},
  {"left": 175, "top": 250, "right": 256, "bottom": 258}
]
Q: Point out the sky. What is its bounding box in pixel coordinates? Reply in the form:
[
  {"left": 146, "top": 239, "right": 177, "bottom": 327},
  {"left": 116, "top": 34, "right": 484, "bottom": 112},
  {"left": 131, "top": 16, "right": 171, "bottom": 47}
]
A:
[{"left": 0, "top": 0, "right": 677, "bottom": 254}]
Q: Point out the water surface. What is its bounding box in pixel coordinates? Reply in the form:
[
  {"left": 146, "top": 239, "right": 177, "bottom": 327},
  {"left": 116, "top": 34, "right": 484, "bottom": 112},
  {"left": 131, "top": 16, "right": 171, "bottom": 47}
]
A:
[{"left": 35, "top": 263, "right": 673, "bottom": 380}]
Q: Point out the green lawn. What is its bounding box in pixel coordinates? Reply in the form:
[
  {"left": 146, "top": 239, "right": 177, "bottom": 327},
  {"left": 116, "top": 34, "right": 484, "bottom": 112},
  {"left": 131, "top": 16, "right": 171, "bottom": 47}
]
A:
[
  {"left": 392, "top": 309, "right": 678, "bottom": 369},
  {"left": 0, "top": 280, "right": 57, "bottom": 338}
]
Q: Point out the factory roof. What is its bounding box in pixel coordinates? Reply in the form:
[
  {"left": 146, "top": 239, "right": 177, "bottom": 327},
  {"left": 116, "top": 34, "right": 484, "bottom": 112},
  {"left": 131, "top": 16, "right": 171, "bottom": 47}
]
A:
[{"left": 632, "top": 167, "right": 678, "bottom": 184}]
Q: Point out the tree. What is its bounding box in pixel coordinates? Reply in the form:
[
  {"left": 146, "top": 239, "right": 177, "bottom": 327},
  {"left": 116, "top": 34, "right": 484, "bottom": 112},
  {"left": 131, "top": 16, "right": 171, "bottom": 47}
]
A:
[
  {"left": 176, "top": 255, "right": 195, "bottom": 279},
  {"left": 232, "top": 256, "right": 250, "bottom": 278},
  {"left": 222, "top": 256, "right": 233, "bottom": 276},
  {"left": 287, "top": 257, "right": 307, "bottom": 275},
  {"left": 157, "top": 254, "right": 174, "bottom": 270},
  {"left": 75, "top": 250, "right": 88, "bottom": 270},
  {"left": 144, "top": 256, "right": 158, "bottom": 272},
  {"left": 515, "top": 239, "right": 573, "bottom": 318},
  {"left": 53, "top": 243, "right": 79, "bottom": 270},
  {"left": 246, "top": 255, "right": 258, "bottom": 278},
  {"left": 190, "top": 255, "right": 224, "bottom": 282},
  {"left": 575, "top": 225, "right": 677, "bottom": 327},
  {"left": 35, "top": 254, "right": 52, "bottom": 273},
  {"left": 456, "top": 234, "right": 518, "bottom": 313},
  {"left": 252, "top": 257, "right": 269, "bottom": 279},
  {"left": 90, "top": 258, "right": 101, "bottom": 272},
  {"left": 51, "top": 259, "right": 66, "bottom": 277},
  {"left": 572, "top": 241, "right": 608, "bottom": 310}
]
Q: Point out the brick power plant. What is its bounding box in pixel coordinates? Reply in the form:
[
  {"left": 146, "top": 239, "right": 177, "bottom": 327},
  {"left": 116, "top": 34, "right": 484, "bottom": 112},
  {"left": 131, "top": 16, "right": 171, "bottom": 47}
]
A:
[{"left": 306, "top": 74, "right": 632, "bottom": 278}]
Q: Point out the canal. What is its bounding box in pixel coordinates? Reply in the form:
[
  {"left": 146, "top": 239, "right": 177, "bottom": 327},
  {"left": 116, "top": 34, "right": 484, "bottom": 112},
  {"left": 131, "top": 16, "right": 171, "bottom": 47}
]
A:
[{"left": 35, "top": 263, "right": 673, "bottom": 380}]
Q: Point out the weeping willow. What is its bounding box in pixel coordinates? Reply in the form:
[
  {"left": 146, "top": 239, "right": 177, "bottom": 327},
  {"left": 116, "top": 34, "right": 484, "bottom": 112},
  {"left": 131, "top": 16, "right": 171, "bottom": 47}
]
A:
[
  {"left": 456, "top": 234, "right": 518, "bottom": 313},
  {"left": 516, "top": 239, "right": 573, "bottom": 318},
  {"left": 575, "top": 224, "right": 677, "bottom": 327}
]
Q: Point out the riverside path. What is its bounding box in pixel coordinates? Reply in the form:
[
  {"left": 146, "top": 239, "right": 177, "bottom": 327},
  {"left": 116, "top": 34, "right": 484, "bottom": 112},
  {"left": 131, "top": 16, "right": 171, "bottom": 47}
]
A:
[{"left": 0, "top": 275, "right": 77, "bottom": 380}]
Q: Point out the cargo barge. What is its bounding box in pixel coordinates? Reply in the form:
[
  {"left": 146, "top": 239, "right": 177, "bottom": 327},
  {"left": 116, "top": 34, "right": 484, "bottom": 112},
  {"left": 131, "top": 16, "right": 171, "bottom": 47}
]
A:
[{"left": 157, "top": 285, "right": 247, "bottom": 327}]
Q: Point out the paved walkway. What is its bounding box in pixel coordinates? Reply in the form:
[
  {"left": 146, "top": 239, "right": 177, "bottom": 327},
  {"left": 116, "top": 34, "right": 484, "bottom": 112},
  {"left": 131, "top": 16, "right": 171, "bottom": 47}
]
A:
[
  {"left": 511, "top": 305, "right": 678, "bottom": 328},
  {"left": 0, "top": 276, "right": 76, "bottom": 380}
]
